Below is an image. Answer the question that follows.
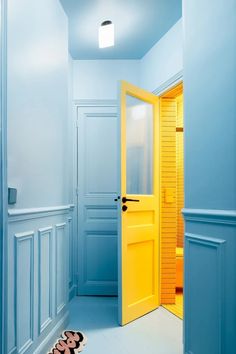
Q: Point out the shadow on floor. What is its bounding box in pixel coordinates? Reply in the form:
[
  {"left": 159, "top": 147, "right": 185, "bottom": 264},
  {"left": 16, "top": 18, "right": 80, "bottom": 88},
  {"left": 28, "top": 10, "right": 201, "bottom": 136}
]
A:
[
  {"left": 69, "top": 296, "right": 119, "bottom": 331},
  {"left": 66, "top": 296, "right": 183, "bottom": 354}
]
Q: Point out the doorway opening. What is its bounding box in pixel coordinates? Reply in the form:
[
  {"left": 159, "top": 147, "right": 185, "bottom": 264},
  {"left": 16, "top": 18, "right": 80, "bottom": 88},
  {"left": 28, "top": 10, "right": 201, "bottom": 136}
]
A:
[
  {"left": 159, "top": 82, "right": 184, "bottom": 319},
  {"left": 75, "top": 81, "right": 184, "bottom": 325}
]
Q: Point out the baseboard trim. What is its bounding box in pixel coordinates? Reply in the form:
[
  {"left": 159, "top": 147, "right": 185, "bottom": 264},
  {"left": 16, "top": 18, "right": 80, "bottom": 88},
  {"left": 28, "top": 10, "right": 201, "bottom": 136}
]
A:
[
  {"left": 182, "top": 208, "right": 236, "bottom": 225},
  {"left": 69, "top": 284, "right": 77, "bottom": 301},
  {"left": 34, "top": 311, "right": 69, "bottom": 354},
  {"left": 8, "top": 204, "right": 75, "bottom": 222}
]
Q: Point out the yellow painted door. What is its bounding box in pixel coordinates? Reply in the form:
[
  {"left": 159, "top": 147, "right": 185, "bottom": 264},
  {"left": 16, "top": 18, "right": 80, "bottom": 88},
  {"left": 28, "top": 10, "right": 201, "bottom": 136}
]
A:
[{"left": 118, "top": 81, "right": 160, "bottom": 325}]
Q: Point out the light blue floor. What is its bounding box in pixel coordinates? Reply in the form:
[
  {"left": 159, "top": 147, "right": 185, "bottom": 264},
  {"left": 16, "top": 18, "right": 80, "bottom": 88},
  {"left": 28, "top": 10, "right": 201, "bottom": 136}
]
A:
[{"left": 67, "top": 296, "right": 183, "bottom": 354}]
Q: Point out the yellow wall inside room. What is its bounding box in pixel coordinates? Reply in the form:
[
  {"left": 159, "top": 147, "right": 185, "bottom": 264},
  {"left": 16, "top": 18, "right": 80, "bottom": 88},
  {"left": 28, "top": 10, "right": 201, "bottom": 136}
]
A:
[
  {"left": 160, "top": 84, "right": 184, "bottom": 304},
  {"left": 160, "top": 97, "right": 177, "bottom": 304},
  {"left": 176, "top": 94, "right": 184, "bottom": 248}
]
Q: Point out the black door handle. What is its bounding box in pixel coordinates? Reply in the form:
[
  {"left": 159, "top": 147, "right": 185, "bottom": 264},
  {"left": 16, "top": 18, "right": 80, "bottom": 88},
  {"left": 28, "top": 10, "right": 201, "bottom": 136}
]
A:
[{"left": 122, "top": 197, "right": 140, "bottom": 203}]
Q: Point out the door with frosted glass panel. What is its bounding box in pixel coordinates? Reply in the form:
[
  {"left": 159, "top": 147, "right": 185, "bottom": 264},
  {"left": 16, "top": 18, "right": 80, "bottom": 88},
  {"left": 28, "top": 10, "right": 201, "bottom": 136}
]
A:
[{"left": 117, "top": 81, "right": 160, "bottom": 325}]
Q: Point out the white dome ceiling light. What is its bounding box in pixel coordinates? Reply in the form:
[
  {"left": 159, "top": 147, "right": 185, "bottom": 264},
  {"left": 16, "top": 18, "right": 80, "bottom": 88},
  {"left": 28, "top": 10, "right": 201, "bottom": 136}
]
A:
[{"left": 99, "top": 20, "right": 114, "bottom": 48}]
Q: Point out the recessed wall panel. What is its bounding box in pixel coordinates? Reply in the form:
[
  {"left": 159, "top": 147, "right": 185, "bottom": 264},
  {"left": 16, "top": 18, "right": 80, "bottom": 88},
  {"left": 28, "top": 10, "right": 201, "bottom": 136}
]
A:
[
  {"left": 15, "top": 232, "right": 34, "bottom": 353},
  {"left": 55, "top": 223, "right": 67, "bottom": 314},
  {"left": 68, "top": 217, "right": 73, "bottom": 287},
  {"left": 38, "top": 227, "right": 53, "bottom": 333},
  {"left": 185, "top": 233, "right": 225, "bottom": 354}
]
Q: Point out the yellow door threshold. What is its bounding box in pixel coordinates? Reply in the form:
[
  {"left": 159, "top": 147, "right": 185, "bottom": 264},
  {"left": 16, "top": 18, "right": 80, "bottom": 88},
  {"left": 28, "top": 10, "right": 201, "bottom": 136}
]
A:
[{"left": 162, "top": 291, "right": 183, "bottom": 319}]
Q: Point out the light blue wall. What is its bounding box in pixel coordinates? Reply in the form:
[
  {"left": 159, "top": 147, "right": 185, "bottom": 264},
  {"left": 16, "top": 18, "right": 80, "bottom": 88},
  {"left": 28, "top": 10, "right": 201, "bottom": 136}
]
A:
[
  {"left": 73, "top": 60, "right": 140, "bottom": 99},
  {"left": 6, "top": 1, "right": 76, "bottom": 353},
  {"left": 183, "top": 0, "right": 236, "bottom": 210},
  {"left": 0, "top": 1, "right": 7, "bottom": 352},
  {"left": 67, "top": 54, "right": 74, "bottom": 204},
  {"left": 183, "top": 0, "right": 236, "bottom": 353},
  {"left": 7, "top": 0, "right": 71, "bottom": 209},
  {"left": 140, "top": 19, "right": 183, "bottom": 92}
]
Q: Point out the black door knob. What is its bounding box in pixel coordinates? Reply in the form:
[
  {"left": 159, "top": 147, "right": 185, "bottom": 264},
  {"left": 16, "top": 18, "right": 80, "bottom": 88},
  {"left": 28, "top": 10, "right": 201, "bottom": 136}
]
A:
[
  {"left": 114, "top": 196, "right": 121, "bottom": 201},
  {"left": 122, "top": 205, "right": 128, "bottom": 212}
]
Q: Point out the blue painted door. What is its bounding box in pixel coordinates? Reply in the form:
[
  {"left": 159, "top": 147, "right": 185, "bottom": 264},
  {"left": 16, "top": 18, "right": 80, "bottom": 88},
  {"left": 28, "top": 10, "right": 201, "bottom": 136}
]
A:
[{"left": 77, "top": 104, "right": 118, "bottom": 295}]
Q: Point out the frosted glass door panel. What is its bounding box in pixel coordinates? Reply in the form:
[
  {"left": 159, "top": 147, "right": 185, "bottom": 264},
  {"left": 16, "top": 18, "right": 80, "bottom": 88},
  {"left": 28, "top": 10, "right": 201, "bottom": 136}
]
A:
[{"left": 126, "top": 95, "right": 153, "bottom": 195}]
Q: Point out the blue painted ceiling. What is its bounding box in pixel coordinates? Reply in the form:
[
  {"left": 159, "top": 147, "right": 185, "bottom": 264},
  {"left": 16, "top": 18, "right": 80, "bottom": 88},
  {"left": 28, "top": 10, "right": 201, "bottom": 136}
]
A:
[{"left": 60, "top": 0, "right": 182, "bottom": 60}]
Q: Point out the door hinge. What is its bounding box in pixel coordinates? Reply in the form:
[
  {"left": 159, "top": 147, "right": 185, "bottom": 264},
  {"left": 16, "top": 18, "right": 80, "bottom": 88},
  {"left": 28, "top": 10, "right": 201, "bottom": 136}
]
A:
[
  {"left": 76, "top": 119, "right": 79, "bottom": 128},
  {"left": 76, "top": 187, "right": 79, "bottom": 196}
]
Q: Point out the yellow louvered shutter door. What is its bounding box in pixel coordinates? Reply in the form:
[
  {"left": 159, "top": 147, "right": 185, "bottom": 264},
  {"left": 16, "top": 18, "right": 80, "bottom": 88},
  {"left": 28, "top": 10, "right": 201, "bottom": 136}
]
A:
[
  {"left": 176, "top": 94, "right": 184, "bottom": 248},
  {"left": 160, "top": 98, "right": 177, "bottom": 304}
]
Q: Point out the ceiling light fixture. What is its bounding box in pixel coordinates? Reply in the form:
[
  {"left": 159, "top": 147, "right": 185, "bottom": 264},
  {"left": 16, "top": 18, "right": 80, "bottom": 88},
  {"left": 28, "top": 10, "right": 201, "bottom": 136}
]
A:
[{"left": 99, "top": 20, "right": 114, "bottom": 48}]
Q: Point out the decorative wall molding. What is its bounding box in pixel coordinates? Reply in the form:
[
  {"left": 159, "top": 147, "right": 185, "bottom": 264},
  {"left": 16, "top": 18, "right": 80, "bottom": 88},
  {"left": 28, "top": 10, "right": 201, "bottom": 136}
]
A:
[
  {"left": 8, "top": 204, "right": 75, "bottom": 222},
  {"left": 38, "top": 227, "right": 53, "bottom": 334},
  {"left": 8, "top": 212, "right": 74, "bottom": 354},
  {"left": 55, "top": 223, "right": 67, "bottom": 315},
  {"left": 182, "top": 208, "right": 236, "bottom": 225},
  {"left": 185, "top": 232, "right": 225, "bottom": 353},
  {"left": 69, "top": 204, "right": 75, "bottom": 211},
  {"left": 152, "top": 70, "right": 183, "bottom": 96},
  {"left": 15, "top": 231, "right": 35, "bottom": 354},
  {"left": 74, "top": 99, "right": 117, "bottom": 107},
  {"left": 34, "top": 311, "right": 69, "bottom": 354},
  {"left": 185, "top": 232, "right": 226, "bottom": 246},
  {"left": 68, "top": 217, "right": 73, "bottom": 286}
]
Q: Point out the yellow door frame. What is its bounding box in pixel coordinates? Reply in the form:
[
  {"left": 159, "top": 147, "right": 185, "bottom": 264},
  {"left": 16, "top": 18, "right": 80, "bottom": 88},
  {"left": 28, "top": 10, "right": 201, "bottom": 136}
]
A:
[{"left": 159, "top": 81, "right": 184, "bottom": 305}]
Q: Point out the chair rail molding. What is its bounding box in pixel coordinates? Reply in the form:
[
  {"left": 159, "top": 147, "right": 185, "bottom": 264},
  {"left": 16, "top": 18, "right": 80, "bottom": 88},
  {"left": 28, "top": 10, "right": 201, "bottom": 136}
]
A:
[
  {"left": 8, "top": 204, "right": 75, "bottom": 222},
  {"left": 182, "top": 208, "right": 236, "bottom": 225}
]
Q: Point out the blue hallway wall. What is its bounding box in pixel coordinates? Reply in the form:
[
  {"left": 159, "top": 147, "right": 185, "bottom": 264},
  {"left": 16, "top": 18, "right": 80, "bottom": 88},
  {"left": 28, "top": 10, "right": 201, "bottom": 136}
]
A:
[
  {"left": 6, "top": 0, "right": 76, "bottom": 353},
  {"left": 183, "top": 0, "right": 236, "bottom": 353},
  {"left": 183, "top": 1, "right": 236, "bottom": 210},
  {"left": 140, "top": 18, "right": 183, "bottom": 92},
  {"left": 8, "top": 0, "right": 69, "bottom": 209},
  {"left": 72, "top": 59, "right": 140, "bottom": 100},
  {"left": 0, "top": 0, "right": 7, "bottom": 352}
]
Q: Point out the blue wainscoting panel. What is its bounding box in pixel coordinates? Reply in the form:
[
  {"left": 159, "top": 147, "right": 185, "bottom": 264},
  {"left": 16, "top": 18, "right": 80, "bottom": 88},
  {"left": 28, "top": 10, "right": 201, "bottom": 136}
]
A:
[
  {"left": 184, "top": 233, "right": 225, "bottom": 354},
  {"left": 15, "top": 232, "right": 34, "bottom": 354},
  {"left": 77, "top": 104, "right": 118, "bottom": 295},
  {"left": 7, "top": 206, "right": 74, "bottom": 354},
  {"left": 183, "top": 209, "right": 236, "bottom": 354},
  {"left": 38, "top": 227, "right": 53, "bottom": 334}
]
